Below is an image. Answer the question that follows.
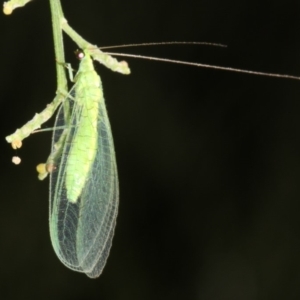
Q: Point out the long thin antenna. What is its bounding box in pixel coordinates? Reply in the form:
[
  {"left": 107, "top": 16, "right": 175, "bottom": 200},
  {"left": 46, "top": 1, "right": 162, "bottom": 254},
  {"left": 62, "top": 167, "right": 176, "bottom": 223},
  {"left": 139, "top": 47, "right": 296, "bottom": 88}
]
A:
[
  {"left": 99, "top": 41, "right": 227, "bottom": 50},
  {"left": 105, "top": 52, "right": 300, "bottom": 81}
]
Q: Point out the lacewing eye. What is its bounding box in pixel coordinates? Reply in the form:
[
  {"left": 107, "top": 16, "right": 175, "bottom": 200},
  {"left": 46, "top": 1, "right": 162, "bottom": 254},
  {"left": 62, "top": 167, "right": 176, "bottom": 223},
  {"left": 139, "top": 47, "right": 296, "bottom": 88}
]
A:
[{"left": 74, "top": 49, "right": 85, "bottom": 60}]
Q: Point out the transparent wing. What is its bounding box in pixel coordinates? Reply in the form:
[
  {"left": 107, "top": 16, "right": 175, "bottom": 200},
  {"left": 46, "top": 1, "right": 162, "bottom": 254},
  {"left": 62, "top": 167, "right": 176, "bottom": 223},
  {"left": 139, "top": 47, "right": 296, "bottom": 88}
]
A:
[{"left": 49, "top": 86, "right": 119, "bottom": 278}]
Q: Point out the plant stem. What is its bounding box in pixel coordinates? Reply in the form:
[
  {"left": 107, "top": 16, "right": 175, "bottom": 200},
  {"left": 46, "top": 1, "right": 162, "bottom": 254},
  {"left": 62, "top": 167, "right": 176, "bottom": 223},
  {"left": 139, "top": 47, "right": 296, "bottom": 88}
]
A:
[
  {"left": 49, "top": 0, "right": 67, "bottom": 91},
  {"left": 5, "top": 0, "right": 130, "bottom": 146}
]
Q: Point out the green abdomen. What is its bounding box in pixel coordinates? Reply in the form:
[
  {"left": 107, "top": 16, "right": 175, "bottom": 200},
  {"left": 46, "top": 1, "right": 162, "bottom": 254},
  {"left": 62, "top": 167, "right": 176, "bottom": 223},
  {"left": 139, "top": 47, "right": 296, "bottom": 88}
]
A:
[
  {"left": 65, "top": 57, "right": 102, "bottom": 203},
  {"left": 65, "top": 104, "right": 98, "bottom": 203}
]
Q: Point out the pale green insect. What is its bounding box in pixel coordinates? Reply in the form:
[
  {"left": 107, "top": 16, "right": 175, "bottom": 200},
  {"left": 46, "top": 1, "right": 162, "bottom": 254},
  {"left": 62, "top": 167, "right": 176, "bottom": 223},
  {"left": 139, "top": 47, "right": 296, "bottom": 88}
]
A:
[{"left": 47, "top": 50, "right": 118, "bottom": 278}]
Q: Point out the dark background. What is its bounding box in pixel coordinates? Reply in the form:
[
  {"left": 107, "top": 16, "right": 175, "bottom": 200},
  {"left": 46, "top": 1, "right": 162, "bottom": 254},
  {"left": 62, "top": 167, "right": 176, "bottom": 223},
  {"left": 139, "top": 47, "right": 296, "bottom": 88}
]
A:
[{"left": 1, "top": 0, "right": 300, "bottom": 299}]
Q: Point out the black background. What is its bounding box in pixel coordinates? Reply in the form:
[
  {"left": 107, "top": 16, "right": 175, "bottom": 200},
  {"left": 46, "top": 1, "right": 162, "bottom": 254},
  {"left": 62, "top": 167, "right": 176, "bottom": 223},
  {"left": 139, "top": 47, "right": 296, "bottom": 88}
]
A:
[{"left": 1, "top": 0, "right": 300, "bottom": 299}]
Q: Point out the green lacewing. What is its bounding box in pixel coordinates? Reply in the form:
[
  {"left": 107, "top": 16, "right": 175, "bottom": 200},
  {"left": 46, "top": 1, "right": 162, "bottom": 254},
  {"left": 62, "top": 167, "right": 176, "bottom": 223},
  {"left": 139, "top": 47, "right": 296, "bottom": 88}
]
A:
[{"left": 45, "top": 50, "right": 118, "bottom": 278}]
